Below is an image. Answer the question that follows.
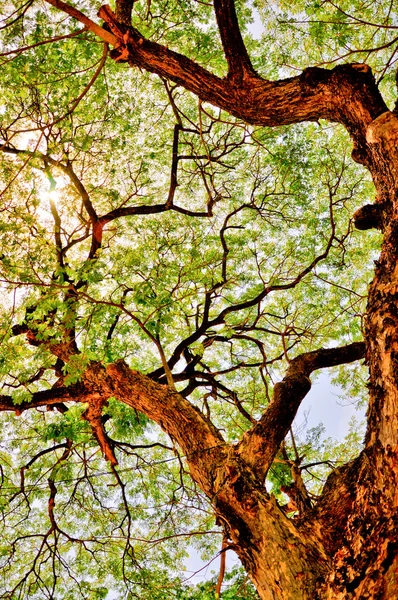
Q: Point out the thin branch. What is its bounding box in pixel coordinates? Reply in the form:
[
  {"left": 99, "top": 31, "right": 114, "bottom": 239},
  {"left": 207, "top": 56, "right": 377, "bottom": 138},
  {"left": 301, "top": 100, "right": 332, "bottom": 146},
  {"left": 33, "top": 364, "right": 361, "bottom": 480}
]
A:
[
  {"left": 65, "top": 42, "right": 109, "bottom": 119},
  {"left": 151, "top": 206, "right": 340, "bottom": 379},
  {"left": 165, "top": 123, "right": 181, "bottom": 208},
  {"left": 83, "top": 398, "right": 118, "bottom": 465},
  {"left": 0, "top": 28, "right": 86, "bottom": 57},
  {"left": 215, "top": 535, "right": 228, "bottom": 598},
  {"left": 323, "top": 2, "right": 398, "bottom": 30},
  {"left": 20, "top": 442, "right": 71, "bottom": 492}
]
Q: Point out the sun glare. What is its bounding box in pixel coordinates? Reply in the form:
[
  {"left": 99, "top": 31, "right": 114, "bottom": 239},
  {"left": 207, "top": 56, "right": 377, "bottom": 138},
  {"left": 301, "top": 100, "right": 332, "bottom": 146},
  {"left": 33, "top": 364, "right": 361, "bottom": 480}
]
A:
[
  {"left": 35, "top": 188, "right": 61, "bottom": 223},
  {"left": 39, "top": 188, "right": 61, "bottom": 205},
  {"left": 36, "top": 172, "right": 66, "bottom": 222}
]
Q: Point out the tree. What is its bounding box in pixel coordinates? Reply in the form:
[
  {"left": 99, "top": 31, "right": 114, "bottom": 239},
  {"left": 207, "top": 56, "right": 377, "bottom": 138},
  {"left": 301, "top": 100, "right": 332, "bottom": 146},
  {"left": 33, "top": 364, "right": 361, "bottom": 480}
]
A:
[{"left": 0, "top": 0, "right": 397, "bottom": 597}]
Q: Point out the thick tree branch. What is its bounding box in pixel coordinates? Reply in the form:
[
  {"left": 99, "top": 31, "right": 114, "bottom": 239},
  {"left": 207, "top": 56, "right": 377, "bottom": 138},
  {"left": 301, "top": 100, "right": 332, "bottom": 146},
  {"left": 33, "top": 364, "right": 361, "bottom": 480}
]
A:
[
  {"left": 93, "top": 361, "right": 226, "bottom": 495},
  {"left": 237, "top": 341, "right": 366, "bottom": 480},
  {"left": 213, "top": 0, "right": 256, "bottom": 80},
  {"left": 41, "top": 2, "right": 388, "bottom": 164},
  {"left": 96, "top": 6, "right": 387, "bottom": 147},
  {"left": 44, "top": 0, "right": 117, "bottom": 45},
  {"left": 0, "top": 361, "right": 225, "bottom": 494},
  {"left": 12, "top": 310, "right": 78, "bottom": 362},
  {"left": 115, "top": 0, "right": 135, "bottom": 26},
  {"left": 0, "top": 386, "right": 79, "bottom": 413}
]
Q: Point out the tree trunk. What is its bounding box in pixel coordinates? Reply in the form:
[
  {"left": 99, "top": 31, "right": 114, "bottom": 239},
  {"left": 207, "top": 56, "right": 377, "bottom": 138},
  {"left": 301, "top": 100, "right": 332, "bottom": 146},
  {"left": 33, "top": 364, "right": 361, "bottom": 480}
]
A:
[
  {"left": 236, "top": 111, "right": 398, "bottom": 599},
  {"left": 97, "top": 117, "right": 398, "bottom": 600},
  {"left": 81, "top": 340, "right": 397, "bottom": 599},
  {"left": 6, "top": 2, "right": 398, "bottom": 597},
  {"left": 211, "top": 456, "right": 331, "bottom": 600},
  {"left": 320, "top": 111, "right": 398, "bottom": 599}
]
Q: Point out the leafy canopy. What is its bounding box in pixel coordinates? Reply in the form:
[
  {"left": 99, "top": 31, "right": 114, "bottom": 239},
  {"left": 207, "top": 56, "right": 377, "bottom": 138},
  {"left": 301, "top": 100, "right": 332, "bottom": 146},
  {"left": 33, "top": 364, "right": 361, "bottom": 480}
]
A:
[{"left": 0, "top": 0, "right": 395, "bottom": 597}]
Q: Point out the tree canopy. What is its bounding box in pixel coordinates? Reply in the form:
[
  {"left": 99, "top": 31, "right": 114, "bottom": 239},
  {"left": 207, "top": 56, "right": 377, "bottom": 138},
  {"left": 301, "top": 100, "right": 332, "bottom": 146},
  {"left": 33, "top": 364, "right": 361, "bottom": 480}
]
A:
[{"left": 0, "top": 0, "right": 397, "bottom": 598}]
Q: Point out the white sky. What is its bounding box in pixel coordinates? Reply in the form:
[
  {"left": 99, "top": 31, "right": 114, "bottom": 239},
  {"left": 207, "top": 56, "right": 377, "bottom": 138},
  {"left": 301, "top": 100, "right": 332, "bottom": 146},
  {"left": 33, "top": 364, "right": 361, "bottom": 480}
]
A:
[{"left": 297, "top": 372, "right": 365, "bottom": 439}]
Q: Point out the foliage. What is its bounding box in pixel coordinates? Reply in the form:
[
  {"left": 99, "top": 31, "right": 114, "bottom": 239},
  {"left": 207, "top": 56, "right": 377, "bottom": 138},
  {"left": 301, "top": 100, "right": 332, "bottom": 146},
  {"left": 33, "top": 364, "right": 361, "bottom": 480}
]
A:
[
  {"left": 0, "top": 0, "right": 394, "bottom": 597},
  {"left": 176, "top": 566, "right": 260, "bottom": 599}
]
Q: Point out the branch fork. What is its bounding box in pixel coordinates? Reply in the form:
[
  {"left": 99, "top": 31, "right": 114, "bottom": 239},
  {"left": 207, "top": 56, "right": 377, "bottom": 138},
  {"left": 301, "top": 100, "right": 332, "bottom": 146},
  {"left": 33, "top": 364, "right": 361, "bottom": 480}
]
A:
[{"left": 82, "top": 394, "right": 118, "bottom": 465}]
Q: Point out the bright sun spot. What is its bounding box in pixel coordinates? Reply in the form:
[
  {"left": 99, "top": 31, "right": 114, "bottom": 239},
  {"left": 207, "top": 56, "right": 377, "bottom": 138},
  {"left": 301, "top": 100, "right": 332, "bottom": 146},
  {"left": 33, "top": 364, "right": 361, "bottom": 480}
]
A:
[
  {"left": 36, "top": 174, "right": 66, "bottom": 221},
  {"left": 39, "top": 188, "right": 61, "bottom": 205}
]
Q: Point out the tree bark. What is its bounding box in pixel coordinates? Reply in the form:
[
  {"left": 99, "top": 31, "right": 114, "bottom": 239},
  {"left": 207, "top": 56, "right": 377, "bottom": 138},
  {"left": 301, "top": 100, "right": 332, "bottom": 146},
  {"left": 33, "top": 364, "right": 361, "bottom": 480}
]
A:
[
  {"left": 321, "top": 111, "right": 398, "bottom": 599},
  {"left": 71, "top": 348, "right": 370, "bottom": 600},
  {"left": 12, "top": 1, "right": 398, "bottom": 597},
  {"left": 78, "top": 362, "right": 333, "bottom": 599}
]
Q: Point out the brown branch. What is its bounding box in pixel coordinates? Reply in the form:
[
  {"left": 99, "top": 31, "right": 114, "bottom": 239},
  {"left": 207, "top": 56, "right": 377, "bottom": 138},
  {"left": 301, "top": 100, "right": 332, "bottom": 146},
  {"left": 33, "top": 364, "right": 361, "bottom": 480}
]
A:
[
  {"left": 237, "top": 341, "right": 366, "bottom": 481},
  {"left": 215, "top": 535, "right": 228, "bottom": 598},
  {"left": 96, "top": 5, "right": 386, "bottom": 145},
  {"left": 12, "top": 313, "right": 79, "bottom": 362},
  {"left": 0, "top": 146, "right": 98, "bottom": 223},
  {"left": 92, "top": 361, "right": 226, "bottom": 495},
  {"left": 82, "top": 397, "right": 118, "bottom": 465},
  {"left": 65, "top": 42, "right": 109, "bottom": 118},
  {"left": 20, "top": 441, "right": 71, "bottom": 492},
  {"left": 213, "top": 0, "right": 256, "bottom": 80},
  {"left": 0, "top": 0, "right": 33, "bottom": 32},
  {"left": 35, "top": 1, "right": 387, "bottom": 160},
  {"left": 0, "top": 28, "right": 86, "bottom": 57},
  {"left": 324, "top": 1, "right": 398, "bottom": 30},
  {"left": 0, "top": 386, "right": 79, "bottom": 413},
  {"left": 112, "top": 440, "right": 173, "bottom": 452},
  {"left": 316, "top": 35, "right": 398, "bottom": 67},
  {"left": 44, "top": 0, "right": 117, "bottom": 45},
  {"left": 166, "top": 123, "right": 180, "bottom": 208},
  {"left": 2, "top": 42, "right": 107, "bottom": 133},
  {"left": 48, "top": 478, "right": 58, "bottom": 530},
  {"left": 115, "top": 0, "right": 136, "bottom": 26},
  {"left": 0, "top": 360, "right": 227, "bottom": 500},
  {"left": 175, "top": 369, "right": 256, "bottom": 424},
  {"left": 10, "top": 146, "right": 101, "bottom": 260},
  {"left": 49, "top": 197, "right": 64, "bottom": 268},
  {"left": 0, "top": 143, "right": 211, "bottom": 259},
  {"left": 99, "top": 203, "right": 169, "bottom": 221},
  {"left": 60, "top": 161, "right": 97, "bottom": 222}
]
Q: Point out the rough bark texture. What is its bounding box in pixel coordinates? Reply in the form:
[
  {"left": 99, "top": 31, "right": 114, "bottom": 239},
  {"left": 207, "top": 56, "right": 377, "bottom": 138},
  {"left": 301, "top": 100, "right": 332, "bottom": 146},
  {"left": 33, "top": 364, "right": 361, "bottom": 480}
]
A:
[
  {"left": 329, "top": 111, "right": 398, "bottom": 600},
  {"left": 10, "top": 1, "right": 398, "bottom": 597}
]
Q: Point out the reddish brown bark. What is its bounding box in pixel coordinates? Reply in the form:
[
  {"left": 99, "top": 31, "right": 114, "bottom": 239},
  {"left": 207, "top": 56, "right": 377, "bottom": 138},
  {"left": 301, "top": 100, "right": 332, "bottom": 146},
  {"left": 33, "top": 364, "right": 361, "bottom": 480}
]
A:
[
  {"left": 0, "top": 344, "right": 369, "bottom": 599},
  {"left": 330, "top": 111, "right": 398, "bottom": 600},
  {"left": 9, "top": 1, "right": 398, "bottom": 597}
]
